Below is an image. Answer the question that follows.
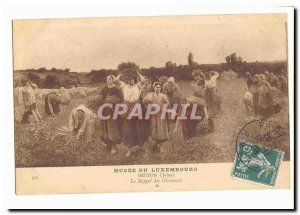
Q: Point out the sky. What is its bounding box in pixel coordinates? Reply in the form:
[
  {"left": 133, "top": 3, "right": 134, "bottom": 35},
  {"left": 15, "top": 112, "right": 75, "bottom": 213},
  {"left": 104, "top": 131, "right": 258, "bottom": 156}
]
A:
[{"left": 13, "top": 14, "right": 287, "bottom": 72}]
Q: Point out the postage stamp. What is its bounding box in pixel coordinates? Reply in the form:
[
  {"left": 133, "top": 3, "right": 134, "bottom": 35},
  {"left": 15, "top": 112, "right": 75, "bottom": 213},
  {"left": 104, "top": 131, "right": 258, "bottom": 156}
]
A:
[{"left": 232, "top": 141, "right": 284, "bottom": 186}]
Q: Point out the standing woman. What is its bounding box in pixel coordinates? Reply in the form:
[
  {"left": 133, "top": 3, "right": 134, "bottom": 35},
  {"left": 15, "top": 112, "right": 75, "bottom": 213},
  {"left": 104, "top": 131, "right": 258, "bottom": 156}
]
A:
[
  {"left": 191, "top": 70, "right": 206, "bottom": 98},
  {"left": 143, "top": 82, "right": 170, "bottom": 153},
  {"left": 204, "top": 71, "right": 221, "bottom": 115},
  {"left": 115, "top": 69, "right": 146, "bottom": 157},
  {"left": 99, "top": 75, "right": 124, "bottom": 155},
  {"left": 22, "top": 80, "right": 43, "bottom": 122},
  {"left": 191, "top": 70, "right": 209, "bottom": 121}
]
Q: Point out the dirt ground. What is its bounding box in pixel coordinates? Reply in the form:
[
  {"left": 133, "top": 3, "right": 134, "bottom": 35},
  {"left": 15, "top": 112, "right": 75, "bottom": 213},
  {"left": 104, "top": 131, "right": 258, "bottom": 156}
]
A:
[{"left": 14, "top": 78, "right": 290, "bottom": 167}]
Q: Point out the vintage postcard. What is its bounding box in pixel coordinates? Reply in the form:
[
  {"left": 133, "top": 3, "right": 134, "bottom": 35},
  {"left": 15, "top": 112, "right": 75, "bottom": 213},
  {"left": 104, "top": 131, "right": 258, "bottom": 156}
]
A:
[{"left": 13, "top": 12, "right": 294, "bottom": 194}]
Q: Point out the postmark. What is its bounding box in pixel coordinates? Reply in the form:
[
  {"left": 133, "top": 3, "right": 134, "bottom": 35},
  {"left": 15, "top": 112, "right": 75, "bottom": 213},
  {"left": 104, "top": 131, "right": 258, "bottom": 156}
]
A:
[
  {"left": 232, "top": 141, "right": 284, "bottom": 186},
  {"left": 233, "top": 119, "right": 287, "bottom": 186},
  {"left": 235, "top": 119, "right": 289, "bottom": 163}
]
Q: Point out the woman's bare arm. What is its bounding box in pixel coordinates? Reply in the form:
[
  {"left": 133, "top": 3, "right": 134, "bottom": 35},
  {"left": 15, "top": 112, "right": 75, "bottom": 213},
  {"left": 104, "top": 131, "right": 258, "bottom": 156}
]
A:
[
  {"left": 115, "top": 73, "right": 122, "bottom": 81},
  {"left": 137, "top": 70, "right": 146, "bottom": 82}
]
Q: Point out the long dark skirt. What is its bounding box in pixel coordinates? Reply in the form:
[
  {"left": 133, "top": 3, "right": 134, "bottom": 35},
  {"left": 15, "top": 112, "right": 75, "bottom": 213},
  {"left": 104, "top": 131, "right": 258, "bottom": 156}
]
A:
[
  {"left": 21, "top": 110, "right": 32, "bottom": 123},
  {"left": 182, "top": 117, "right": 214, "bottom": 138},
  {"left": 100, "top": 119, "right": 122, "bottom": 145},
  {"left": 182, "top": 120, "right": 199, "bottom": 139},
  {"left": 122, "top": 119, "right": 148, "bottom": 147},
  {"left": 205, "top": 87, "right": 221, "bottom": 115}
]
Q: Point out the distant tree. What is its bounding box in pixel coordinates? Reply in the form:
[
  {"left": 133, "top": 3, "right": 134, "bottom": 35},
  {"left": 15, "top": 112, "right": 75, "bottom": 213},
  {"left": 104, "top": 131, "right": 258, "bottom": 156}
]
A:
[
  {"left": 37, "top": 67, "right": 46, "bottom": 72},
  {"left": 230, "top": 53, "right": 238, "bottom": 64},
  {"left": 43, "top": 75, "right": 61, "bottom": 89},
  {"left": 188, "top": 52, "right": 194, "bottom": 67},
  {"left": 225, "top": 56, "right": 231, "bottom": 64},
  {"left": 165, "top": 61, "right": 178, "bottom": 76},
  {"left": 225, "top": 53, "right": 241, "bottom": 71},
  {"left": 27, "top": 72, "right": 42, "bottom": 87},
  {"left": 225, "top": 53, "right": 251, "bottom": 76},
  {"left": 64, "top": 68, "right": 70, "bottom": 73},
  {"left": 165, "top": 61, "right": 173, "bottom": 68},
  {"left": 62, "top": 78, "right": 73, "bottom": 87}
]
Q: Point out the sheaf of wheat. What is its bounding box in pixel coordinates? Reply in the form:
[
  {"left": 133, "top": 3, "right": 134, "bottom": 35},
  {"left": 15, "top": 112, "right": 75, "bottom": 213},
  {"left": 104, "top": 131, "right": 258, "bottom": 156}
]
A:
[{"left": 52, "top": 126, "right": 80, "bottom": 145}]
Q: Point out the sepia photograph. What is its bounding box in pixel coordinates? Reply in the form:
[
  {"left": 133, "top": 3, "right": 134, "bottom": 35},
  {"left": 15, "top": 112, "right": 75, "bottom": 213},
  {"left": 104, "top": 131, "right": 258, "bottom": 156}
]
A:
[{"left": 13, "top": 14, "right": 291, "bottom": 169}]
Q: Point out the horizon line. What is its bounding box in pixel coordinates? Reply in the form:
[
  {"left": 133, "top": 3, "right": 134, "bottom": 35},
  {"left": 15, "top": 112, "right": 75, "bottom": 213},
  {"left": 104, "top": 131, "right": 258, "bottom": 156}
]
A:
[{"left": 14, "top": 59, "right": 287, "bottom": 73}]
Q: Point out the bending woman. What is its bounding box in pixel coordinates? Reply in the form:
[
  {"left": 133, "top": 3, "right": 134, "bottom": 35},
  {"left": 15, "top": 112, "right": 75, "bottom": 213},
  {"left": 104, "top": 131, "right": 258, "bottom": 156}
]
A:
[
  {"left": 44, "top": 92, "right": 61, "bottom": 116},
  {"left": 69, "top": 104, "right": 100, "bottom": 143}
]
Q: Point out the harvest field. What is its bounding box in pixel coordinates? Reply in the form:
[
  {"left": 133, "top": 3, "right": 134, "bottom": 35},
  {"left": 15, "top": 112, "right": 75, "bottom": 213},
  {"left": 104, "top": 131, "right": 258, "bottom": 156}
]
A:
[{"left": 14, "top": 78, "right": 290, "bottom": 167}]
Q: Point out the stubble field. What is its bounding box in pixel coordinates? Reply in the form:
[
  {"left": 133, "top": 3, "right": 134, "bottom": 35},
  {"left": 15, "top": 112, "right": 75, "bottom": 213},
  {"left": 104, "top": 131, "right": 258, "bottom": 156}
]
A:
[{"left": 14, "top": 78, "right": 290, "bottom": 167}]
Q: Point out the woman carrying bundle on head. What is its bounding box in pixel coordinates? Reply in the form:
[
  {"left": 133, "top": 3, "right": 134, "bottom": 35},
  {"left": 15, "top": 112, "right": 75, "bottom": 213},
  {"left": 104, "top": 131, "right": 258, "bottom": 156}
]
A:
[
  {"left": 190, "top": 69, "right": 210, "bottom": 121},
  {"left": 114, "top": 69, "right": 148, "bottom": 157},
  {"left": 204, "top": 71, "right": 221, "bottom": 116},
  {"left": 191, "top": 69, "right": 206, "bottom": 97},
  {"left": 143, "top": 82, "right": 170, "bottom": 153}
]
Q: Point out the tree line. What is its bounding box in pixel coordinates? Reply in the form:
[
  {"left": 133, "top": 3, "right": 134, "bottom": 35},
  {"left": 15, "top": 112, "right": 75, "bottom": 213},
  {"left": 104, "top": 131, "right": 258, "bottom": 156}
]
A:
[{"left": 16, "top": 52, "right": 287, "bottom": 88}]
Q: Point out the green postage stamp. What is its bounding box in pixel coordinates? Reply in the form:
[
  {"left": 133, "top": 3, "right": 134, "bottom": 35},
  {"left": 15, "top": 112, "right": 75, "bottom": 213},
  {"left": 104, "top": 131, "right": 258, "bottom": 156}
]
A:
[{"left": 232, "top": 141, "right": 284, "bottom": 186}]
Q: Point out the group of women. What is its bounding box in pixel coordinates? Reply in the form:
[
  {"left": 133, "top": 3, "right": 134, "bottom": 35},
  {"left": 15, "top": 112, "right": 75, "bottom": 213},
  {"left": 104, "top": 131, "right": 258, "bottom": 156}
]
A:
[
  {"left": 96, "top": 71, "right": 171, "bottom": 157},
  {"left": 14, "top": 69, "right": 220, "bottom": 158},
  {"left": 244, "top": 71, "right": 286, "bottom": 118},
  {"left": 80, "top": 69, "right": 219, "bottom": 157}
]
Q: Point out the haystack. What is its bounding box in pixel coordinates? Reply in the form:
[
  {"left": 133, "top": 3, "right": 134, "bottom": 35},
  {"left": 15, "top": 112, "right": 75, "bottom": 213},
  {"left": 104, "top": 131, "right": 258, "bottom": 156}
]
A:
[{"left": 220, "top": 69, "right": 238, "bottom": 81}]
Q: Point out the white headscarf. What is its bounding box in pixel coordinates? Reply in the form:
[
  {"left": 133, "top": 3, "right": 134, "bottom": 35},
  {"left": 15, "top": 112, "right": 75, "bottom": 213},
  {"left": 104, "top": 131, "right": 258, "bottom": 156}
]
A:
[{"left": 168, "top": 77, "right": 175, "bottom": 83}]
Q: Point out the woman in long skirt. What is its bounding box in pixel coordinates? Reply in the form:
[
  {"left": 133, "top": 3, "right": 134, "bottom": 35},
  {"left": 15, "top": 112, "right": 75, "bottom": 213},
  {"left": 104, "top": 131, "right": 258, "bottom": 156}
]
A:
[
  {"left": 191, "top": 70, "right": 210, "bottom": 121},
  {"left": 204, "top": 71, "right": 221, "bottom": 116},
  {"left": 174, "top": 97, "right": 213, "bottom": 140},
  {"left": 21, "top": 80, "right": 43, "bottom": 122},
  {"left": 143, "top": 82, "right": 170, "bottom": 153},
  {"left": 99, "top": 75, "right": 124, "bottom": 155},
  {"left": 115, "top": 70, "right": 148, "bottom": 157}
]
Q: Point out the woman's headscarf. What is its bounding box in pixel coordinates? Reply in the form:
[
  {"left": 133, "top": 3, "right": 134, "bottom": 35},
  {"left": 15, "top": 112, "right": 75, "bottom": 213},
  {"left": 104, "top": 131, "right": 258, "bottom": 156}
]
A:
[
  {"left": 259, "top": 74, "right": 265, "bottom": 80},
  {"left": 153, "top": 82, "right": 162, "bottom": 88},
  {"left": 192, "top": 69, "right": 205, "bottom": 80},
  {"left": 107, "top": 74, "right": 115, "bottom": 80},
  {"left": 167, "top": 77, "right": 175, "bottom": 83}
]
